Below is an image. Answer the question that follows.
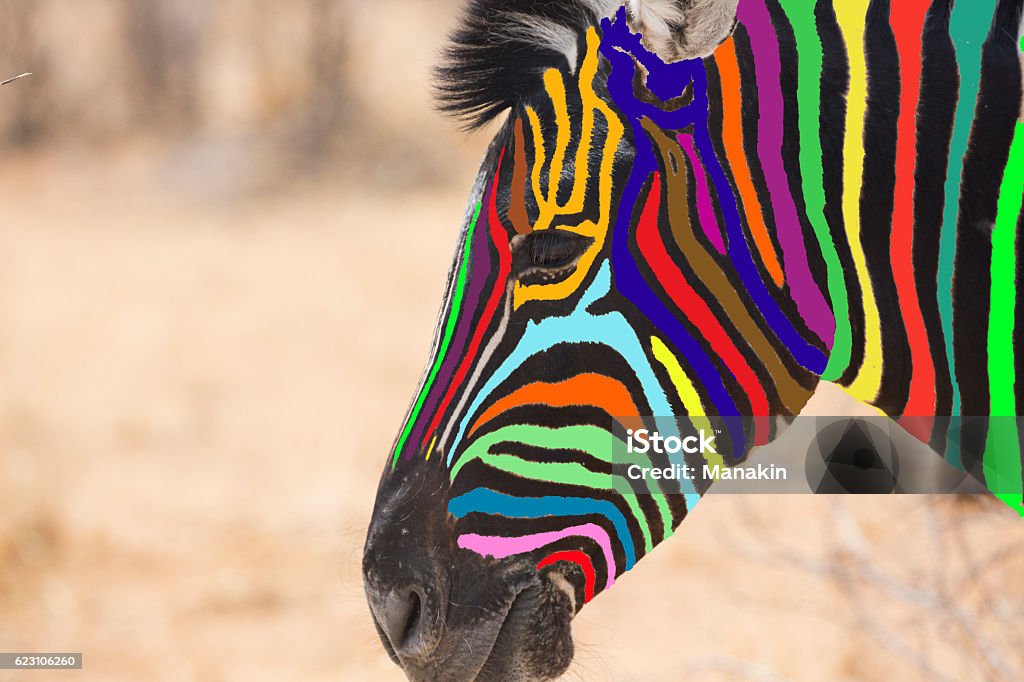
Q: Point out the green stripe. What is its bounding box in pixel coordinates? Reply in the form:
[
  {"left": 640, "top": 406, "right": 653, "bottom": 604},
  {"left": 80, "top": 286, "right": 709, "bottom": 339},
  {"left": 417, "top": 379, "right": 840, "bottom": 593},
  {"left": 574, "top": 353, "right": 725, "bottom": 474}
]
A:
[
  {"left": 984, "top": 121, "right": 1024, "bottom": 513},
  {"left": 451, "top": 423, "right": 673, "bottom": 546},
  {"left": 940, "top": 2, "right": 994, "bottom": 427},
  {"left": 476, "top": 455, "right": 655, "bottom": 552},
  {"left": 391, "top": 201, "right": 482, "bottom": 468},
  {"left": 776, "top": 0, "right": 851, "bottom": 380}
]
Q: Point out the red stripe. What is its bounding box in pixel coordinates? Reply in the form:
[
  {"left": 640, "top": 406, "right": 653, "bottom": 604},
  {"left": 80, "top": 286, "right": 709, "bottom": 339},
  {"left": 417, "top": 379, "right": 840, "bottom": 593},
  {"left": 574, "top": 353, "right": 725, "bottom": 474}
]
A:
[
  {"left": 537, "top": 549, "right": 596, "bottom": 604},
  {"left": 890, "top": 1, "right": 936, "bottom": 437},
  {"left": 419, "top": 151, "right": 513, "bottom": 449},
  {"left": 637, "top": 173, "right": 770, "bottom": 440}
]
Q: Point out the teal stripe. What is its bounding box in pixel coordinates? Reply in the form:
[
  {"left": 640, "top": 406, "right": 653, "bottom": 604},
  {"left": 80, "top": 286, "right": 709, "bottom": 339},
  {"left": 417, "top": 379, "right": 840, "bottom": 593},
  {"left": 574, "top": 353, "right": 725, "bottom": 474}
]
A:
[
  {"left": 940, "top": 2, "right": 994, "bottom": 468},
  {"left": 448, "top": 488, "right": 639, "bottom": 569}
]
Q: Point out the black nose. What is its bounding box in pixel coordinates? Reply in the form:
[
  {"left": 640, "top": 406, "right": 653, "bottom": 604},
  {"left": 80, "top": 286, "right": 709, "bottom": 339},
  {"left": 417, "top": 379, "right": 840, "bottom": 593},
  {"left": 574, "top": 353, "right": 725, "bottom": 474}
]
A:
[
  {"left": 364, "top": 466, "right": 452, "bottom": 665},
  {"left": 364, "top": 509, "right": 447, "bottom": 662},
  {"left": 365, "top": 548, "right": 446, "bottom": 662},
  {"left": 370, "top": 583, "right": 432, "bottom": 656}
]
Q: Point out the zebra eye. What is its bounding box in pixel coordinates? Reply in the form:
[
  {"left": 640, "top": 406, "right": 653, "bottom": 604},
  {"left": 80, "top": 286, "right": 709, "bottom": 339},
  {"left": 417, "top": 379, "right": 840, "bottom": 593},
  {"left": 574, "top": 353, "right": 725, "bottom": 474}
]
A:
[{"left": 524, "top": 230, "right": 590, "bottom": 269}]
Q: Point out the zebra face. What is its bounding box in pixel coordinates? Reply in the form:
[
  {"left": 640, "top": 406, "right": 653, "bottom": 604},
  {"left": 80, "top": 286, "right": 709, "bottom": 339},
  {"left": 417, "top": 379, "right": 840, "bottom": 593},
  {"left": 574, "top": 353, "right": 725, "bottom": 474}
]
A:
[
  {"left": 364, "top": 5, "right": 769, "bottom": 681},
  {"left": 363, "top": 0, "right": 1024, "bottom": 676},
  {"left": 365, "top": 26, "right": 631, "bottom": 681}
]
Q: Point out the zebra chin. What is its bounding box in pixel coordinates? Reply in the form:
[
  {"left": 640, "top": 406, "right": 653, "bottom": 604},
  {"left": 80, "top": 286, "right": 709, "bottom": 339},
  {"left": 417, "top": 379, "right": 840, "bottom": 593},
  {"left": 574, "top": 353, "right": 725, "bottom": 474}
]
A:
[{"left": 363, "top": 464, "right": 578, "bottom": 682}]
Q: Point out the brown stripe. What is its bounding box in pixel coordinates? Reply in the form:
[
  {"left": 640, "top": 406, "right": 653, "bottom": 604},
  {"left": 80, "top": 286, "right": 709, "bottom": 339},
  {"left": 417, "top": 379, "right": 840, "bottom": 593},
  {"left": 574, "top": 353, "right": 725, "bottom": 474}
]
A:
[
  {"left": 509, "top": 118, "right": 532, "bottom": 234},
  {"left": 642, "top": 118, "right": 810, "bottom": 411}
]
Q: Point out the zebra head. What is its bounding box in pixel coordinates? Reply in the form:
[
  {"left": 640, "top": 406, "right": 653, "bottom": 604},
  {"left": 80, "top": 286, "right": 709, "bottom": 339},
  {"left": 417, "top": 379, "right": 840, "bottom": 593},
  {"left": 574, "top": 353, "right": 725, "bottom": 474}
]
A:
[{"left": 364, "top": 1, "right": 827, "bottom": 680}]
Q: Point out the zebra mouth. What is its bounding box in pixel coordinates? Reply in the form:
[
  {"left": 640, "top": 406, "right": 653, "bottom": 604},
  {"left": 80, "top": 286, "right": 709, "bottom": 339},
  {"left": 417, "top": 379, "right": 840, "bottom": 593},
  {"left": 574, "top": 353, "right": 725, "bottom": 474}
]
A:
[
  {"left": 468, "top": 586, "right": 536, "bottom": 681},
  {"left": 375, "top": 564, "right": 574, "bottom": 682},
  {"left": 467, "top": 572, "right": 576, "bottom": 682}
]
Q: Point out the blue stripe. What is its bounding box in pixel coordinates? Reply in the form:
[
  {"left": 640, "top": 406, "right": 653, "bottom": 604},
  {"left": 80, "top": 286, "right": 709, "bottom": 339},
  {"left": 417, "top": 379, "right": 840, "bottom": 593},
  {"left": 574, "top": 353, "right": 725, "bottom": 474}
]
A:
[{"left": 448, "top": 488, "right": 637, "bottom": 569}]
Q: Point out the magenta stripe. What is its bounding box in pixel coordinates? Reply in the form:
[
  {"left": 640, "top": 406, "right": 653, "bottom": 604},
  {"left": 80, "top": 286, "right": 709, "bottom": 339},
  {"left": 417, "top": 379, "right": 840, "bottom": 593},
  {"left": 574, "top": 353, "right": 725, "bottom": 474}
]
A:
[
  {"left": 678, "top": 133, "right": 727, "bottom": 254},
  {"left": 457, "top": 523, "right": 617, "bottom": 589},
  {"left": 735, "top": 0, "right": 835, "bottom": 345}
]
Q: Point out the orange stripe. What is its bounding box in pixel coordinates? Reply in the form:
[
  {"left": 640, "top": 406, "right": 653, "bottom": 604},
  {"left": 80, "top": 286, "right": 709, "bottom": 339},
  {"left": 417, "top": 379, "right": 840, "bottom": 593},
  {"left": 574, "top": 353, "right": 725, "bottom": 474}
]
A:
[
  {"left": 468, "top": 374, "right": 643, "bottom": 437},
  {"left": 716, "top": 38, "right": 784, "bottom": 287}
]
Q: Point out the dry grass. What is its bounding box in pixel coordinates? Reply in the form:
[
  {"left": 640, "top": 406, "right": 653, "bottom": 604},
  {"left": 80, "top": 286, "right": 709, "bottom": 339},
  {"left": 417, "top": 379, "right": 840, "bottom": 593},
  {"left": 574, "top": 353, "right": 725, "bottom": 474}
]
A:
[
  {"left": 0, "top": 148, "right": 475, "bottom": 681},
  {"left": 2, "top": 149, "right": 1021, "bottom": 682},
  {"left": 1, "top": 3, "right": 1021, "bottom": 680}
]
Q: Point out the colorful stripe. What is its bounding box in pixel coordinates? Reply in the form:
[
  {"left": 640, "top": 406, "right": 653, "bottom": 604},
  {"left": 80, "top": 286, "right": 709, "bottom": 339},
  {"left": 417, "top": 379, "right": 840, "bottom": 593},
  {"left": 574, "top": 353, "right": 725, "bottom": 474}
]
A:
[
  {"left": 537, "top": 550, "right": 596, "bottom": 603},
  {"left": 985, "top": 121, "right": 1024, "bottom": 511},
  {"left": 457, "top": 524, "right": 618, "bottom": 590},
  {"left": 940, "top": 2, "right": 996, "bottom": 418},
  {"left": 834, "top": 0, "right": 884, "bottom": 402},
  {"left": 714, "top": 36, "right": 784, "bottom": 286},
  {"left": 774, "top": 0, "right": 851, "bottom": 381},
  {"left": 890, "top": 0, "right": 935, "bottom": 432},
  {"left": 379, "top": 2, "right": 1024, "bottom": 612},
  {"left": 736, "top": 0, "right": 836, "bottom": 348}
]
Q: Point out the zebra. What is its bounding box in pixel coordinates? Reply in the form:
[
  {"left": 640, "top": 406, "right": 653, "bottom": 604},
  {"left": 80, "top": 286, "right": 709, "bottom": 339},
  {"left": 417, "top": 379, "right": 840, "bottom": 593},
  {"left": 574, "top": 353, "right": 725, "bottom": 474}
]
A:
[{"left": 363, "top": 1, "right": 1024, "bottom": 680}]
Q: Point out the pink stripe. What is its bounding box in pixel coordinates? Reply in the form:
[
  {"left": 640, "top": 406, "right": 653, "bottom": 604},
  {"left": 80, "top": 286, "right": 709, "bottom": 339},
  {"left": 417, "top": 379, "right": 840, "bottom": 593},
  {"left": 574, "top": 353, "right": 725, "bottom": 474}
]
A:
[
  {"left": 678, "top": 133, "right": 727, "bottom": 254},
  {"left": 457, "top": 523, "right": 617, "bottom": 589}
]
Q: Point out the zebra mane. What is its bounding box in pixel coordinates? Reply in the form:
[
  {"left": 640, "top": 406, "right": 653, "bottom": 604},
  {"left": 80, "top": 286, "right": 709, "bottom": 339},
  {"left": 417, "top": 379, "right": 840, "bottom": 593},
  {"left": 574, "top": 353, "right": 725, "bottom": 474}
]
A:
[{"left": 436, "top": 0, "right": 618, "bottom": 129}]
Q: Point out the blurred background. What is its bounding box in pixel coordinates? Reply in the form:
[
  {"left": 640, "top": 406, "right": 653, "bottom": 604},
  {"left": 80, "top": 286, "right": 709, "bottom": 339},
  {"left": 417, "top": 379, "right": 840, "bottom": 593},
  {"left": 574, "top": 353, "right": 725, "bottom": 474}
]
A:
[{"left": 0, "top": 1, "right": 1021, "bottom": 680}]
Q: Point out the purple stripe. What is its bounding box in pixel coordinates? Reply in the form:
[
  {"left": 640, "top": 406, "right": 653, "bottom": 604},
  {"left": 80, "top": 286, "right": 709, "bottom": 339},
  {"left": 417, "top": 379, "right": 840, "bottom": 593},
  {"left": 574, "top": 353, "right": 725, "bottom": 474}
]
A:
[
  {"left": 736, "top": 0, "right": 835, "bottom": 345},
  {"left": 405, "top": 196, "right": 495, "bottom": 453},
  {"left": 678, "top": 134, "right": 727, "bottom": 253}
]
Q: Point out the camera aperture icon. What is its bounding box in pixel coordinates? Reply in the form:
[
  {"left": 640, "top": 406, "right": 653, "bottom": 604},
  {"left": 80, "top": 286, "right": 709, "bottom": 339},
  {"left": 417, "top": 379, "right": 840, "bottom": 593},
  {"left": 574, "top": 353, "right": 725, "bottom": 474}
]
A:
[{"left": 805, "top": 419, "right": 900, "bottom": 494}]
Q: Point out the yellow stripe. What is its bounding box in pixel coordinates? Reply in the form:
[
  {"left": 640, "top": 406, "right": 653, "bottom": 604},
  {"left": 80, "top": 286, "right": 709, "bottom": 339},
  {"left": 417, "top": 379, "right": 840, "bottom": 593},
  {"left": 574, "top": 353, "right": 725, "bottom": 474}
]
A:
[
  {"left": 835, "top": 2, "right": 883, "bottom": 402},
  {"left": 650, "top": 336, "right": 723, "bottom": 469}
]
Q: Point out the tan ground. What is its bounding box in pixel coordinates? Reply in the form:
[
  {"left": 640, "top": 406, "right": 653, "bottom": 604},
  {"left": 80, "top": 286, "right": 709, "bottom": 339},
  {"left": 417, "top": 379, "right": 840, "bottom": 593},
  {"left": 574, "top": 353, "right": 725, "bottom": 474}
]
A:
[{"left": 1, "top": 147, "right": 1021, "bottom": 682}]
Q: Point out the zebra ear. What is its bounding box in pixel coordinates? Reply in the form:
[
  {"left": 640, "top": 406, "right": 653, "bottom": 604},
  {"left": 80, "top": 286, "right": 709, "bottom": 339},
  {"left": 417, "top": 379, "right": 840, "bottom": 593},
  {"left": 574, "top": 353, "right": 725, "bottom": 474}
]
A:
[{"left": 627, "top": 0, "right": 739, "bottom": 61}]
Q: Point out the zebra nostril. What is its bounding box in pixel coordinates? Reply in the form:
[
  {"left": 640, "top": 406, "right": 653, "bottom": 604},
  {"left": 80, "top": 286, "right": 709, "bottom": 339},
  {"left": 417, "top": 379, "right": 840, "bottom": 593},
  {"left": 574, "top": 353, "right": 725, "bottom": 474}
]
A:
[
  {"left": 378, "top": 586, "right": 431, "bottom": 655},
  {"left": 402, "top": 589, "right": 422, "bottom": 640},
  {"left": 364, "top": 466, "right": 451, "bottom": 663}
]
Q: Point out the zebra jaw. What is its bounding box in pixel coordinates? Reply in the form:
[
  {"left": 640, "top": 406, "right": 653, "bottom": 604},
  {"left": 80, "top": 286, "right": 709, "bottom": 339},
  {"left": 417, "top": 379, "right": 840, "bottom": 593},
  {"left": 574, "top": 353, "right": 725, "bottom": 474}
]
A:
[{"left": 546, "top": 571, "right": 579, "bottom": 613}]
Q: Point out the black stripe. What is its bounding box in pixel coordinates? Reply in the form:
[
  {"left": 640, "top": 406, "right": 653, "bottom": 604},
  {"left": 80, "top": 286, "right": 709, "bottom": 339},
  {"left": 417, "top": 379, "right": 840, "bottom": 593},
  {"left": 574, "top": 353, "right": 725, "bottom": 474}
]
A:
[
  {"left": 733, "top": 23, "right": 788, "bottom": 282},
  {"left": 815, "top": 0, "right": 867, "bottom": 386},
  {"left": 768, "top": 0, "right": 833, "bottom": 357},
  {"left": 915, "top": 0, "right": 958, "bottom": 450},
  {"left": 861, "top": 0, "right": 911, "bottom": 414},
  {"left": 953, "top": 0, "right": 1023, "bottom": 421}
]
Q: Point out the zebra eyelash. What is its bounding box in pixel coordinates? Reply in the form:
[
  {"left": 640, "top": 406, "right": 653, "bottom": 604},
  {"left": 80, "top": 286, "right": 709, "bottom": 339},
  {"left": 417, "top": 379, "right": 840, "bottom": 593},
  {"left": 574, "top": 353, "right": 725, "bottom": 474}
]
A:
[
  {"left": 526, "top": 230, "right": 590, "bottom": 267},
  {"left": 435, "top": 0, "right": 609, "bottom": 129},
  {"left": 512, "top": 230, "right": 593, "bottom": 285}
]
